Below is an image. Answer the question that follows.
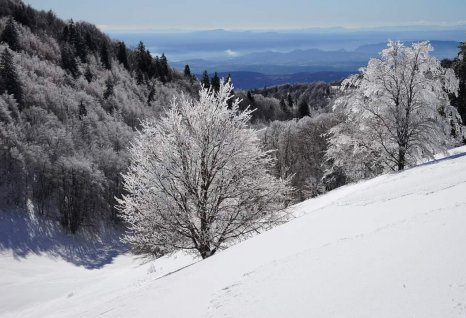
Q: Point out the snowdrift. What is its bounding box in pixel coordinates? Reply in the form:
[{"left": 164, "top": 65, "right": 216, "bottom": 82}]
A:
[{"left": 1, "top": 147, "right": 466, "bottom": 318}]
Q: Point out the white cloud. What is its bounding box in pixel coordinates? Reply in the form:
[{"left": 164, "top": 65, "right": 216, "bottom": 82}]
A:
[{"left": 225, "top": 49, "right": 239, "bottom": 57}]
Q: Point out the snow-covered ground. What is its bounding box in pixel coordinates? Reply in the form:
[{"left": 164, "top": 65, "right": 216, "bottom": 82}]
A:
[{"left": 2, "top": 146, "right": 466, "bottom": 318}]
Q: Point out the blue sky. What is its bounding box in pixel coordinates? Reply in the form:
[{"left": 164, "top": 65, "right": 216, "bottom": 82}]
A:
[{"left": 24, "top": 0, "right": 466, "bottom": 31}]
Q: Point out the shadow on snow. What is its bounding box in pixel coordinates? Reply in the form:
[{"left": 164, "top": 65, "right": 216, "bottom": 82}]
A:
[{"left": 0, "top": 209, "right": 127, "bottom": 269}]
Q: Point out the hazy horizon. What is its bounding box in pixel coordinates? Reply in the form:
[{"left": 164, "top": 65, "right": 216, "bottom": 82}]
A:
[{"left": 23, "top": 0, "right": 466, "bottom": 32}]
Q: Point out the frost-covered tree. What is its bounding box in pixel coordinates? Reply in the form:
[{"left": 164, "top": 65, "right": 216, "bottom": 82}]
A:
[
  {"left": 118, "top": 81, "right": 291, "bottom": 258},
  {"left": 0, "top": 48, "right": 23, "bottom": 108},
  {"left": 327, "top": 41, "right": 461, "bottom": 179}
]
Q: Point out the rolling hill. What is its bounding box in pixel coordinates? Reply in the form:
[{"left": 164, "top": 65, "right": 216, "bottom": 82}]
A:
[{"left": 1, "top": 146, "right": 466, "bottom": 317}]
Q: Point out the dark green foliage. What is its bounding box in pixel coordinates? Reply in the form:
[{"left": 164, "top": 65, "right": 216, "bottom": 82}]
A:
[
  {"left": 441, "top": 58, "right": 453, "bottom": 69},
  {"left": 224, "top": 74, "right": 233, "bottom": 86},
  {"left": 100, "top": 41, "right": 112, "bottom": 70},
  {"left": 0, "top": 0, "right": 67, "bottom": 44},
  {"left": 134, "top": 41, "right": 157, "bottom": 83},
  {"left": 287, "top": 93, "right": 293, "bottom": 108},
  {"left": 211, "top": 72, "right": 220, "bottom": 92},
  {"left": 13, "top": 3, "right": 37, "bottom": 29},
  {"left": 61, "top": 44, "right": 80, "bottom": 78},
  {"left": 0, "top": 48, "right": 23, "bottom": 109},
  {"left": 62, "top": 19, "right": 76, "bottom": 42},
  {"left": 247, "top": 90, "right": 254, "bottom": 102},
  {"left": 298, "top": 100, "right": 310, "bottom": 118},
  {"left": 147, "top": 85, "right": 155, "bottom": 105},
  {"left": 159, "top": 53, "right": 170, "bottom": 82},
  {"left": 151, "top": 55, "right": 160, "bottom": 79},
  {"left": 135, "top": 69, "right": 144, "bottom": 85},
  {"left": 1, "top": 17, "right": 20, "bottom": 51},
  {"left": 183, "top": 64, "right": 191, "bottom": 78},
  {"left": 130, "top": 42, "right": 173, "bottom": 85},
  {"left": 74, "top": 32, "right": 88, "bottom": 63},
  {"left": 103, "top": 77, "right": 114, "bottom": 100},
  {"left": 280, "top": 97, "right": 290, "bottom": 115},
  {"left": 201, "top": 70, "right": 210, "bottom": 88},
  {"left": 84, "top": 66, "right": 93, "bottom": 83},
  {"left": 116, "top": 41, "right": 129, "bottom": 70},
  {"left": 78, "top": 100, "right": 87, "bottom": 119},
  {"left": 61, "top": 20, "right": 89, "bottom": 63}
]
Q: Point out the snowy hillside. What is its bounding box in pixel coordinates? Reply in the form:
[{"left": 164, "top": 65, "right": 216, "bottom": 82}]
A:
[{"left": 2, "top": 147, "right": 466, "bottom": 318}]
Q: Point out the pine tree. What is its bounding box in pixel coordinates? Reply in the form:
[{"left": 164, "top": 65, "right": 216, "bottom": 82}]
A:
[
  {"left": 287, "top": 93, "right": 293, "bottom": 108},
  {"left": 103, "top": 77, "right": 114, "bottom": 100},
  {"left": 135, "top": 41, "right": 153, "bottom": 80},
  {"left": 116, "top": 41, "right": 129, "bottom": 70},
  {"left": 1, "top": 18, "right": 20, "bottom": 52},
  {"left": 211, "top": 72, "right": 221, "bottom": 92},
  {"left": 280, "top": 98, "right": 288, "bottom": 114},
  {"left": 136, "top": 69, "right": 145, "bottom": 85},
  {"left": 151, "top": 55, "right": 160, "bottom": 79},
  {"left": 159, "top": 53, "right": 170, "bottom": 82},
  {"left": 201, "top": 70, "right": 210, "bottom": 88},
  {"left": 0, "top": 48, "right": 23, "bottom": 109},
  {"left": 147, "top": 84, "right": 155, "bottom": 105},
  {"left": 61, "top": 44, "right": 79, "bottom": 78},
  {"left": 224, "top": 73, "right": 232, "bottom": 85},
  {"left": 66, "top": 20, "right": 76, "bottom": 43},
  {"left": 183, "top": 64, "right": 192, "bottom": 78},
  {"left": 74, "top": 32, "right": 88, "bottom": 63},
  {"left": 100, "top": 41, "right": 112, "bottom": 70},
  {"left": 78, "top": 100, "right": 87, "bottom": 119},
  {"left": 298, "top": 100, "right": 310, "bottom": 118},
  {"left": 247, "top": 90, "right": 254, "bottom": 102},
  {"left": 84, "top": 66, "right": 93, "bottom": 83}
]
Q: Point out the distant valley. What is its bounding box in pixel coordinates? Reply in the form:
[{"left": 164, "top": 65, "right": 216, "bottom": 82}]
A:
[{"left": 111, "top": 27, "right": 464, "bottom": 88}]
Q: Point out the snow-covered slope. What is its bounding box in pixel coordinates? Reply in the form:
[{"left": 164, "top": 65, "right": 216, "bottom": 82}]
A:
[{"left": 2, "top": 147, "right": 466, "bottom": 318}]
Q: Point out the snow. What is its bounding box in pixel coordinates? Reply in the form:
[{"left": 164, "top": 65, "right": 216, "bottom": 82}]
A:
[{"left": 2, "top": 147, "right": 466, "bottom": 317}]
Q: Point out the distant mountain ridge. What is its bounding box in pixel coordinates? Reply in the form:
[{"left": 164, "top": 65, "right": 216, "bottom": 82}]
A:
[
  {"left": 183, "top": 40, "right": 460, "bottom": 88},
  {"left": 199, "top": 71, "right": 354, "bottom": 89}
]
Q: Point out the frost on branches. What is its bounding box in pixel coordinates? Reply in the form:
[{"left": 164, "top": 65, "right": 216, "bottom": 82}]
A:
[
  {"left": 327, "top": 41, "right": 462, "bottom": 181},
  {"left": 117, "top": 81, "right": 292, "bottom": 259}
]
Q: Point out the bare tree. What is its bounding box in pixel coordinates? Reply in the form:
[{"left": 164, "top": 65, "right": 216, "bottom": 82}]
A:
[
  {"left": 117, "top": 81, "right": 292, "bottom": 258},
  {"left": 327, "top": 41, "right": 462, "bottom": 180}
]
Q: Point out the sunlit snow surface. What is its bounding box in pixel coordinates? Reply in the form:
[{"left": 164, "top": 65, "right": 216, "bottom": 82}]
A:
[{"left": 1, "top": 146, "right": 466, "bottom": 318}]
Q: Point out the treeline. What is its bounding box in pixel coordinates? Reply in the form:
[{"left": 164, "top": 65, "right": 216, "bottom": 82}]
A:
[
  {"left": 0, "top": 0, "right": 199, "bottom": 233},
  {"left": 237, "top": 82, "right": 337, "bottom": 123},
  {"left": 197, "top": 69, "right": 337, "bottom": 123}
]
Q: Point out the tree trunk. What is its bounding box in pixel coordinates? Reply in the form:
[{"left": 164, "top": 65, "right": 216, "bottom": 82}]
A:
[
  {"left": 199, "top": 244, "right": 214, "bottom": 259},
  {"left": 397, "top": 146, "right": 406, "bottom": 171}
]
